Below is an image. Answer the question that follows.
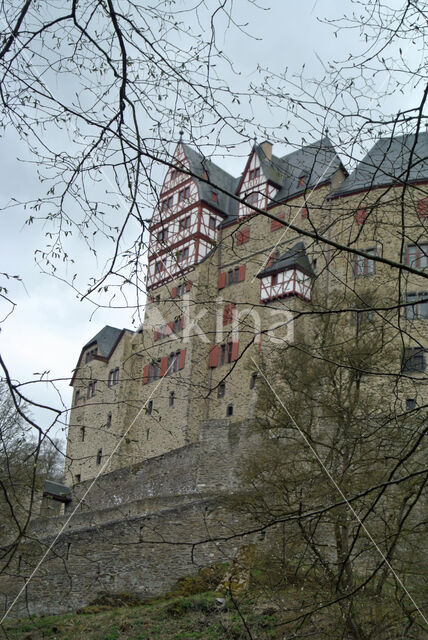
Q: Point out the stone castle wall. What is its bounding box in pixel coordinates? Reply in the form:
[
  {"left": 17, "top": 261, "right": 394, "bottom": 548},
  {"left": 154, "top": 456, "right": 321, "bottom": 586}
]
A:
[{"left": 0, "top": 419, "right": 259, "bottom": 619}]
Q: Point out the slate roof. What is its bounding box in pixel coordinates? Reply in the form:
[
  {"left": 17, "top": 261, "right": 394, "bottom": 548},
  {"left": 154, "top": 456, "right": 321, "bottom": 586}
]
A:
[
  {"left": 181, "top": 143, "right": 239, "bottom": 220},
  {"left": 273, "top": 137, "right": 344, "bottom": 202},
  {"left": 332, "top": 130, "right": 428, "bottom": 197},
  {"left": 257, "top": 241, "right": 315, "bottom": 279},
  {"left": 82, "top": 325, "right": 125, "bottom": 358},
  {"left": 43, "top": 480, "right": 72, "bottom": 502}
]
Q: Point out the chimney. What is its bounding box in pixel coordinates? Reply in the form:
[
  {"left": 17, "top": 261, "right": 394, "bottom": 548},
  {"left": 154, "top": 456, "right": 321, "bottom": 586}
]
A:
[{"left": 260, "top": 140, "right": 273, "bottom": 160}]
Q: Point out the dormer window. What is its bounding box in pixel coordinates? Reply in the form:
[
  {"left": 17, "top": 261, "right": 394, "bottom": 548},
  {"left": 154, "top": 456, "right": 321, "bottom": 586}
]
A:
[
  {"left": 211, "top": 191, "right": 218, "bottom": 202},
  {"left": 298, "top": 175, "right": 306, "bottom": 187},
  {"left": 85, "top": 347, "right": 97, "bottom": 363},
  {"left": 249, "top": 167, "right": 260, "bottom": 181},
  {"left": 246, "top": 192, "right": 258, "bottom": 206}
]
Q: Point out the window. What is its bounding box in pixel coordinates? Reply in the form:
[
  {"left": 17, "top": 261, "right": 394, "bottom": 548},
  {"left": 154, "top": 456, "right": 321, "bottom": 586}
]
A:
[
  {"left": 236, "top": 227, "right": 250, "bottom": 245},
  {"left": 75, "top": 474, "right": 81, "bottom": 483},
  {"left": 227, "top": 267, "right": 240, "bottom": 286},
  {"left": 179, "top": 216, "right": 191, "bottom": 231},
  {"left": 226, "top": 404, "right": 234, "bottom": 417},
  {"left": 407, "top": 243, "right": 428, "bottom": 269},
  {"left": 96, "top": 449, "right": 102, "bottom": 465},
  {"left": 170, "top": 168, "right": 177, "bottom": 180},
  {"left": 298, "top": 175, "right": 306, "bottom": 187},
  {"left": 106, "top": 412, "right": 112, "bottom": 428},
  {"left": 355, "top": 249, "right": 376, "bottom": 277},
  {"left": 147, "top": 400, "right": 153, "bottom": 415},
  {"left": 250, "top": 373, "right": 258, "bottom": 389},
  {"left": 155, "top": 260, "right": 164, "bottom": 274},
  {"left": 108, "top": 367, "right": 119, "bottom": 386},
  {"left": 87, "top": 381, "right": 97, "bottom": 398},
  {"left": 80, "top": 426, "right": 85, "bottom": 442},
  {"left": 249, "top": 167, "right": 260, "bottom": 181},
  {"left": 405, "top": 292, "right": 428, "bottom": 320},
  {"left": 217, "top": 382, "right": 225, "bottom": 398},
  {"left": 148, "top": 360, "right": 161, "bottom": 382},
  {"left": 245, "top": 192, "right": 258, "bottom": 206},
  {"left": 271, "top": 273, "right": 278, "bottom": 286},
  {"left": 227, "top": 342, "right": 233, "bottom": 363},
  {"left": 74, "top": 390, "right": 80, "bottom": 405},
  {"left": 169, "top": 391, "right": 175, "bottom": 407},
  {"left": 176, "top": 282, "right": 186, "bottom": 297},
  {"left": 179, "top": 186, "right": 190, "bottom": 201},
  {"left": 168, "top": 351, "right": 181, "bottom": 373},
  {"left": 209, "top": 216, "right": 216, "bottom": 231},
  {"left": 406, "top": 398, "right": 416, "bottom": 412},
  {"left": 219, "top": 344, "right": 226, "bottom": 366},
  {"left": 211, "top": 191, "right": 218, "bottom": 202},
  {"left": 85, "top": 348, "right": 97, "bottom": 363},
  {"left": 176, "top": 246, "right": 189, "bottom": 262},
  {"left": 402, "top": 347, "right": 426, "bottom": 373},
  {"left": 157, "top": 229, "right": 167, "bottom": 242},
  {"left": 161, "top": 195, "right": 174, "bottom": 211}
]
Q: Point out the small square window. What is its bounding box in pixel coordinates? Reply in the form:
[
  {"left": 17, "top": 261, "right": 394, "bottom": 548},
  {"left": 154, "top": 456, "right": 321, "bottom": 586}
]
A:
[
  {"left": 298, "top": 175, "right": 306, "bottom": 187},
  {"left": 211, "top": 192, "right": 218, "bottom": 202},
  {"left": 75, "top": 474, "right": 81, "bottom": 483}
]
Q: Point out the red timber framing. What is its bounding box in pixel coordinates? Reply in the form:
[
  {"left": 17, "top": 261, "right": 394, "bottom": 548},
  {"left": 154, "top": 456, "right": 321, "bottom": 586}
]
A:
[{"left": 259, "top": 268, "right": 312, "bottom": 303}]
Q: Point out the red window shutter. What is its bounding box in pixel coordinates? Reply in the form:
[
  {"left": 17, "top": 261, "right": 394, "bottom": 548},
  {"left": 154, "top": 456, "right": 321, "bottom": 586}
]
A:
[
  {"left": 301, "top": 207, "right": 308, "bottom": 219},
  {"left": 153, "top": 330, "right": 159, "bottom": 341},
  {"left": 186, "top": 281, "right": 191, "bottom": 292},
  {"left": 218, "top": 272, "right": 226, "bottom": 289},
  {"left": 142, "top": 364, "right": 149, "bottom": 385},
  {"left": 237, "top": 227, "right": 250, "bottom": 245},
  {"left": 178, "top": 349, "right": 186, "bottom": 370},
  {"left": 238, "top": 265, "right": 246, "bottom": 282},
  {"left": 209, "top": 345, "right": 219, "bottom": 368},
  {"left": 270, "top": 213, "right": 284, "bottom": 231},
  {"left": 171, "top": 286, "right": 177, "bottom": 299},
  {"left": 223, "top": 304, "right": 231, "bottom": 326},
  {"left": 231, "top": 341, "right": 239, "bottom": 362},
  {"left": 160, "top": 356, "right": 168, "bottom": 377},
  {"left": 355, "top": 209, "right": 367, "bottom": 225},
  {"left": 168, "top": 321, "right": 174, "bottom": 334},
  {"left": 417, "top": 197, "right": 428, "bottom": 217},
  {"left": 181, "top": 316, "right": 185, "bottom": 329}
]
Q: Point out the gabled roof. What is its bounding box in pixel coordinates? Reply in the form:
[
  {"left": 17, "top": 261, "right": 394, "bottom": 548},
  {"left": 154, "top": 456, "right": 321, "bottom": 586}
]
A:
[
  {"left": 82, "top": 325, "right": 124, "bottom": 358},
  {"left": 254, "top": 145, "right": 286, "bottom": 187},
  {"left": 71, "top": 325, "right": 132, "bottom": 385},
  {"left": 332, "top": 130, "right": 428, "bottom": 198},
  {"left": 273, "top": 137, "right": 344, "bottom": 202},
  {"left": 181, "top": 143, "right": 239, "bottom": 220},
  {"left": 257, "top": 241, "right": 315, "bottom": 279}
]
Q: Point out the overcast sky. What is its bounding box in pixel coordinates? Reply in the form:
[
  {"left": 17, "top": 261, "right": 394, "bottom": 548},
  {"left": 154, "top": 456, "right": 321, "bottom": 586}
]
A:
[{"left": 0, "top": 0, "right": 422, "bottom": 444}]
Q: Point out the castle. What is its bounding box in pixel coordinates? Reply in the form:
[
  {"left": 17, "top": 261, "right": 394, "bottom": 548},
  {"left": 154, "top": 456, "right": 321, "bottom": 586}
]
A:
[
  {"left": 1, "top": 131, "right": 427, "bottom": 619},
  {"left": 65, "top": 131, "right": 428, "bottom": 484}
]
